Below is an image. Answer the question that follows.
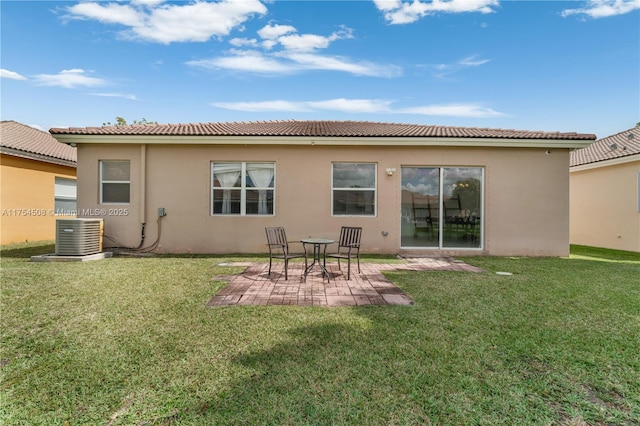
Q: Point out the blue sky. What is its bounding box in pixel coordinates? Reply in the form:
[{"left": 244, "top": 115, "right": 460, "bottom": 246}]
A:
[{"left": 1, "top": 0, "right": 639, "bottom": 138}]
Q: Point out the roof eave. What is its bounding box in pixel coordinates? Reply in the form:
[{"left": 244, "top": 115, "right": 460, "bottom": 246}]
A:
[
  {"left": 51, "top": 134, "right": 595, "bottom": 149},
  {"left": 0, "top": 146, "right": 77, "bottom": 168},
  {"left": 570, "top": 153, "right": 640, "bottom": 171}
]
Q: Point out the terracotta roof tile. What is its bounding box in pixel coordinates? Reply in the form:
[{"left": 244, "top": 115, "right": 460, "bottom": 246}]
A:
[
  {"left": 570, "top": 126, "right": 640, "bottom": 167},
  {"left": 50, "top": 119, "right": 596, "bottom": 141},
  {"left": 1, "top": 120, "right": 77, "bottom": 164}
]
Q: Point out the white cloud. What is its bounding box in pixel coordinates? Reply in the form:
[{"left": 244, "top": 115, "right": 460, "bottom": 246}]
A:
[
  {"left": 372, "top": 0, "right": 403, "bottom": 12},
  {"left": 211, "top": 100, "right": 312, "bottom": 112},
  {"left": 66, "top": 2, "right": 143, "bottom": 26},
  {"left": 255, "top": 23, "right": 354, "bottom": 52},
  {"left": 308, "top": 99, "right": 393, "bottom": 113},
  {"left": 189, "top": 36, "right": 401, "bottom": 77},
  {"left": 275, "top": 26, "right": 353, "bottom": 52},
  {"left": 400, "top": 103, "right": 504, "bottom": 118},
  {"left": 188, "top": 20, "right": 387, "bottom": 77},
  {"left": 277, "top": 33, "right": 334, "bottom": 52},
  {"left": 458, "top": 55, "right": 490, "bottom": 67},
  {"left": 282, "top": 52, "right": 402, "bottom": 77},
  {"left": 375, "top": 0, "right": 499, "bottom": 25},
  {"left": 211, "top": 98, "right": 504, "bottom": 118},
  {"left": 90, "top": 93, "right": 139, "bottom": 101},
  {"left": 229, "top": 37, "right": 259, "bottom": 47},
  {"left": 65, "top": 1, "right": 395, "bottom": 78},
  {"left": 1, "top": 69, "right": 27, "bottom": 80},
  {"left": 187, "top": 50, "right": 296, "bottom": 74},
  {"left": 561, "top": 0, "right": 640, "bottom": 18},
  {"left": 190, "top": 50, "right": 402, "bottom": 77},
  {"left": 257, "top": 23, "right": 297, "bottom": 40},
  {"left": 212, "top": 98, "right": 391, "bottom": 113},
  {"left": 131, "top": 0, "right": 165, "bottom": 6},
  {"left": 31, "top": 69, "right": 107, "bottom": 88},
  {"left": 65, "top": 0, "right": 267, "bottom": 44},
  {"left": 428, "top": 54, "right": 490, "bottom": 79}
]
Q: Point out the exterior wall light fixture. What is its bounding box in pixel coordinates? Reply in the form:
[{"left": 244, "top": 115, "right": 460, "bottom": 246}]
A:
[{"left": 385, "top": 168, "right": 396, "bottom": 176}]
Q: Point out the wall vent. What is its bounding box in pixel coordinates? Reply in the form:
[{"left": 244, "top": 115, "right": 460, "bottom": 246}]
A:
[{"left": 56, "top": 219, "right": 104, "bottom": 256}]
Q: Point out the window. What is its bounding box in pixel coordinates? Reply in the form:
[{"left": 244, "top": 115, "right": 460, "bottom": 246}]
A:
[
  {"left": 211, "top": 162, "right": 275, "bottom": 215},
  {"left": 100, "top": 160, "right": 130, "bottom": 204},
  {"left": 332, "top": 163, "right": 376, "bottom": 216},
  {"left": 54, "top": 177, "right": 76, "bottom": 214},
  {"left": 401, "top": 167, "right": 483, "bottom": 249}
]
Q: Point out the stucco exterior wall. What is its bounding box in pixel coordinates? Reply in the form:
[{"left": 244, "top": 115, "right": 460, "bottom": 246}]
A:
[
  {"left": 0, "top": 154, "right": 76, "bottom": 245},
  {"left": 570, "top": 159, "right": 640, "bottom": 252},
  {"left": 75, "top": 143, "right": 571, "bottom": 256}
]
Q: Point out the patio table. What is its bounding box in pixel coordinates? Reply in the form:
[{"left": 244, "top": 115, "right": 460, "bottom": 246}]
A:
[{"left": 301, "top": 238, "right": 334, "bottom": 282}]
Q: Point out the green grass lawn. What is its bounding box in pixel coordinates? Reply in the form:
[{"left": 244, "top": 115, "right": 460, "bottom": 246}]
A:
[{"left": 1, "top": 242, "right": 638, "bottom": 425}]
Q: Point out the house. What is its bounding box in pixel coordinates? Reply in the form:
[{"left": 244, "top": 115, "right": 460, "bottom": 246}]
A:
[
  {"left": 570, "top": 126, "right": 640, "bottom": 253},
  {"left": 49, "top": 120, "right": 595, "bottom": 256},
  {"left": 1, "top": 120, "right": 77, "bottom": 245}
]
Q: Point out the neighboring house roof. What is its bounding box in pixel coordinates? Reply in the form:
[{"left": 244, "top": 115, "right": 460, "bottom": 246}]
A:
[
  {"left": 571, "top": 126, "right": 640, "bottom": 167},
  {"left": 50, "top": 119, "right": 596, "bottom": 140},
  {"left": 1, "top": 120, "right": 77, "bottom": 167}
]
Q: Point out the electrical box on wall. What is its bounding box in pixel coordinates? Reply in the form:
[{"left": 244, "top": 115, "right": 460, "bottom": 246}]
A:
[{"left": 157, "top": 208, "right": 166, "bottom": 217}]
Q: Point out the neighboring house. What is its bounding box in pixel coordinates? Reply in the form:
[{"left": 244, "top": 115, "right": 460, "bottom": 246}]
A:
[
  {"left": 50, "top": 120, "right": 595, "bottom": 256},
  {"left": 570, "top": 126, "right": 640, "bottom": 253},
  {"left": 1, "top": 120, "right": 77, "bottom": 245}
]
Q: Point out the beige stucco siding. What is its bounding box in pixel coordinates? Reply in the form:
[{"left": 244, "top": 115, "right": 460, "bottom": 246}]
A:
[
  {"left": 75, "top": 144, "right": 142, "bottom": 248},
  {"left": 485, "top": 149, "right": 570, "bottom": 256},
  {"left": 75, "top": 143, "right": 572, "bottom": 256},
  {"left": 570, "top": 158, "right": 640, "bottom": 252}
]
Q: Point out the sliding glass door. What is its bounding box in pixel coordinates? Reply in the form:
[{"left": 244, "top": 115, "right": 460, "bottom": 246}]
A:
[{"left": 401, "top": 167, "right": 483, "bottom": 249}]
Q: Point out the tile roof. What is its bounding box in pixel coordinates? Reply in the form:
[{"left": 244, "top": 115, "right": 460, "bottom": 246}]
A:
[
  {"left": 1, "top": 120, "right": 77, "bottom": 166},
  {"left": 570, "top": 126, "right": 640, "bottom": 167},
  {"left": 50, "top": 120, "right": 596, "bottom": 141}
]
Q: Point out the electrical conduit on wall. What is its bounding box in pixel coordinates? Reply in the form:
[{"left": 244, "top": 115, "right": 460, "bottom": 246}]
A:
[{"left": 139, "top": 144, "right": 147, "bottom": 248}]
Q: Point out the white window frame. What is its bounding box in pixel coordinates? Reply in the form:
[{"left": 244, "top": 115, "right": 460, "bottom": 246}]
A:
[
  {"left": 211, "top": 162, "right": 276, "bottom": 216},
  {"left": 54, "top": 177, "right": 77, "bottom": 215},
  {"left": 331, "top": 162, "right": 377, "bottom": 217},
  {"left": 99, "top": 160, "right": 130, "bottom": 204},
  {"left": 440, "top": 167, "right": 484, "bottom": 250},
  {"left": 400, "top": 166, "right": 484, "bottom": 250}
]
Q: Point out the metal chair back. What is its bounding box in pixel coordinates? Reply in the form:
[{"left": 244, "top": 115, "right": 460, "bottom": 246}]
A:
[
  {"left": 327, "top": 226, "right": 362, "bottom": 280},
  {"left": 265, "top": 226, "right": 288, "bottom": 253},
  {"left": 265, "top": 226, "right": 305, "bottom": 280},
  {"left": 338, "top": 226, "right": 362, "bottom": 250}
]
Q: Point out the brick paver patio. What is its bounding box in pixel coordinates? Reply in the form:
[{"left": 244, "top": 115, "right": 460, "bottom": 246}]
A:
[{"left": 207, "top": 257, "right": 484, "bottom": 307}]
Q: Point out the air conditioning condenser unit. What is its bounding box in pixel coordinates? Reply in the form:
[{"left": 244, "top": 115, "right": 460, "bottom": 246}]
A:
[{"left": 56, "top": 219, "right": 104, "bottom": 256}]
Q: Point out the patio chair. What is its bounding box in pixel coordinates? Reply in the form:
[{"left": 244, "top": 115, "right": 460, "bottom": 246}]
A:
[
  {"left": 265, "top": 227, "right": 307, "bottom": 280},
  {"left": 326, "top": 226, "right": 362, "bottom": 280}
]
